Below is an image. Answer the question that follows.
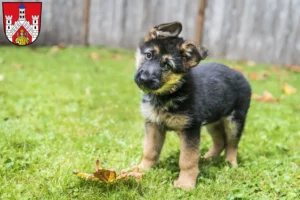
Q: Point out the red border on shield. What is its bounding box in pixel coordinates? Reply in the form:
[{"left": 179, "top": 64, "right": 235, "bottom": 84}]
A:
[{"left": 2, "top": 2, "right": 42, "bottom": 46}]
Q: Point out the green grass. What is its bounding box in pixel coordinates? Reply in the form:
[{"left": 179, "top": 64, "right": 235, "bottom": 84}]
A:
[{"left": 0, "top": 46, "right": 299, "bottom": 200}]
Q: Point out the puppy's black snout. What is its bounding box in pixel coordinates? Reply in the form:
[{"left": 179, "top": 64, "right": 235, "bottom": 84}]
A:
[
  {"left": 139, "top": 73, "right": 149, "bottom": 83},
  {"left": 139, "top": 74, "right": 155, "bottom": 88},
  {"left": 136, "top": 69, "right": 151, "bottom": 84},
  {"left": 135, "top": 69, "right": 160, "bottom": 90}
]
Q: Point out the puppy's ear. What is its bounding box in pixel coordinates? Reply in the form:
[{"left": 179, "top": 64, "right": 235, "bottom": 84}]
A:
[
  {"left": 144, "top": 21, "right": 182, "bottom": 42},
  {"left": 179, "top": 41, "right": 209, "bottom": 69}
]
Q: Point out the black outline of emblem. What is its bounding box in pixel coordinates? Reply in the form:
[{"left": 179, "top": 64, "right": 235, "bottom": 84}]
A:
[{"left": 2, "top": 2, "right": 42, "bottom": 46}]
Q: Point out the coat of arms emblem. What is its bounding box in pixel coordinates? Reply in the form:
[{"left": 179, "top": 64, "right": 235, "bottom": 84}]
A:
[{"left": 2, "top": 2, "right": 42, "bottom": 46}]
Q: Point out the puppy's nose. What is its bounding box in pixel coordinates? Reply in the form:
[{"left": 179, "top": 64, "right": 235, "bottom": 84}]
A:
[
  {"left": 139, "top": 76, "right": 160, "bottom": 90},
  {"left": 139, "top": 73, "right": 150, "bottom": 83}
]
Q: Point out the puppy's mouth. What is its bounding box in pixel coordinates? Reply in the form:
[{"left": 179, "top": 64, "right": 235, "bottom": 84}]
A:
[
  {"left": 137, "top": 84, "right": 160, "bottom": 93},
  {"left": 138, "top": 73, "right": 184, "bottom": 95},
  {"left": 138, "top": 86, "right": 154, "bottom": 93}
]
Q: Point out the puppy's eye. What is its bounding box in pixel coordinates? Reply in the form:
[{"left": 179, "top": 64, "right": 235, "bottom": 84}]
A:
[{"left": 145, "top": 52, "right": 152, "bottom": 60}]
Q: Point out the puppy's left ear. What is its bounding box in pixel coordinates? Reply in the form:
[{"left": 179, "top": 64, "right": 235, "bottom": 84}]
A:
[
  {"left": 179, "top": 41, "right": 209, "bottom": 69},
  {"left": 144, "top": 22, "right": 182, "bottom": 42}
]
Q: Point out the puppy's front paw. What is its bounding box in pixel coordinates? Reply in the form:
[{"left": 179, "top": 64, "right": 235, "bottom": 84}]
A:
[
  {"left": 173, "top": 168, "right": 198, "bottom": 190},
  {"left": 138, "top": 159, "right": 155, "bottom": 171},
  {"left": 203, "top": 151, "right": 214, "bottom": 159},
  {"left": 173, "top": 178, "right": 196, "bottom": 190},
  {"left": 225, "top": 158, "right": 238, "bottom": 167},
  {"left": 138, "top": 163, "right": 150, "bottom": 171}
]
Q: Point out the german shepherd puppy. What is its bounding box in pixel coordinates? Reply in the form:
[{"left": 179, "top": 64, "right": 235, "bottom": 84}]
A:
[{"left": 134, "top": 22, "right": 251, "bottom": 189}]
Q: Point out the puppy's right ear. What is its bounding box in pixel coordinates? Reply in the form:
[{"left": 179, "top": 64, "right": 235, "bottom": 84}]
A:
[
  {"left": 144, "top": 21, "right": 182, "bottom": 42},
  {"left": 179, "top": 41, "right": 209, "bottom": 69}
]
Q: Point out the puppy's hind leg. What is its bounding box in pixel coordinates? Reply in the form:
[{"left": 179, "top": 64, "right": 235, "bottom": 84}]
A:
[
  {"left": 203, "top": 121, "right": 226, "bottom": 159},
  {"left": 223, "top": 111, "right": 246, "bottom": 167}
]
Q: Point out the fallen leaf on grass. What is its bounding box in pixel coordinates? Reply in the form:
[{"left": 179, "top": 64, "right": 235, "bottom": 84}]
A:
[
  {"left": 111, "top": 54, "right": 123, "bottom": 60},
  {"left": 249, "top": 72, "right": 268, "bottom": 81},
  {"left": 232, "top": 66, "right": 246, "bottom": 75},
  {"left": 48, "top": 46, "right": 60, "bottom": 55},
  {"left": 57, "top": 42, "right": 66, "bottom": 49},
  {"left": 251, "top": 93, "right": 261, "bottom": 100},
  {"left": 286, "top": 65, "right": 300, "bottom": 73},
  {"left": 93, "top": 159, "right": 117, "bottom": 182},
  {"left": 251, "top": 91, "right": 277, "bottom": 103},
  {"left": 90, "top": 52, "right": 101, "bottom": 61},
  {"left": 0, "top": 74, "right": 4, "bottom": 81},
  {"left": 247, "top": 60, "right": 256, "bottom": 66},
  {"left": 282, "top": 83, "right": 296, "bottom": 95},
  {"left": 271, "top": 65, "right": 288, "bottom": 76},
  {"left": 12, "top": 63, "right": 22, "bottom": 70},
  {"left": 48, "top": 43, "right": 65, "bottom": 55},
  {"left": 119, "top": 166, "right": 143, "bottom": 180},
  {"left": 271, "top": 65, "right": 281, "bottom": 72},
  {"left": 233, "top": 65, "right": 244, "bottom": 72},
  {"left": 271, "top": 65, "right": 282, "bottom": 73},
  {"left": 73, "top": 160, "right": 143, "bottom": 183}
]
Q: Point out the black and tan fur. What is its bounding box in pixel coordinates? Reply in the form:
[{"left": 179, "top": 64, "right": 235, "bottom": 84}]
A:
[{"left": 134, "top": 22, "right": 251, "bottom": 189}]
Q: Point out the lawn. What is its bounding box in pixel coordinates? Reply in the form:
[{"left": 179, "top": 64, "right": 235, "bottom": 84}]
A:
[{"left": 0, "top": 46, "right": 299, "bottom": 199}]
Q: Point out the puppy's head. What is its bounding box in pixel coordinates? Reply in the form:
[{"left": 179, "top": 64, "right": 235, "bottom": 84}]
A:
[{"left": 134, "top": 22, "right": 209, "bottom": 95}]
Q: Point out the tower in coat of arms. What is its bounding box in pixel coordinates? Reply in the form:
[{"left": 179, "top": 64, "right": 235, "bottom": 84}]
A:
[{"left": 2, "top": 2, "right": 42, "bottom": 46}]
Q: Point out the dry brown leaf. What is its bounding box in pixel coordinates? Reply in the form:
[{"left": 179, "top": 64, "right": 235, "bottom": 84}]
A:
[
  {"left": 118, "top": 166, "right": 143, "bottom": 180},
  {"left": 261, "top": 72, "right": 268, "bottom": 79},
  {"left": 249, "top": 73, "right": 260, "bottom": 80},
  {"left": 232, "top": 66, "right": 247, "bottom": 76},
  {"left": 249, "top": 72, "right": 268, "bottom": 81},
  {"left": 12, "top": 63, "right": 22, "bottom": 70},
  {"left": 282, "top": 83, "right": 296, "bottom": 95},
  {"left": 48, "top": 46, "right": 60, "bottom": 55},
  {"left": 286, "top": 65, "right": 300, "bottom": 73},
  {"left": 262, "top": 91, "right": 276, "bottom": 102},
  {"left": 93, "top": 169, "right": 117, "bottom": 183},
  {"left": 247, "top": 60, "right": 256, "bottom": 66},
  {"left": 233, "top": 66, "right": 244, "bottom": 73},
  {"left": 271, "top": 65, "right": 281, "bottom": 72},
  {"left": 111, "top": 54, "right": 122, "bottom": 60},
  {"left": 251, "top": 93, "right": 261, "bottom": 100},
  {"left": 48, "top": 43, "right": 65, "bottom": 55},
  {"left": 73, "top": 160, "right": 143, "bottom": 182},
  {"left": 90, "top": 52, "right": 101, "bottom": 61},
  {"left": 271, "top": 65, "right": 287, "bottom": 76},
  {"left": 251, "top": 91, "right": 277, "bottom": 103},
  {"left": 93, "top": 159, "right": 117, "bottom": 182},
  {"left": 57, "top": 42, "right": 66, "bottom": 49}
]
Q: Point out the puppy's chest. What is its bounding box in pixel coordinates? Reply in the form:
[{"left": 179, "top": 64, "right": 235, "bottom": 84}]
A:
[{"left": 141, "top": 102, "right": 190, "bottom": 130}]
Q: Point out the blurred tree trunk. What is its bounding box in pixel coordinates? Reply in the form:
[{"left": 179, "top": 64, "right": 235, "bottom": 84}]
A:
[
  {"left": 195, "top": 0, "right": 207, "bottom": 45},
  {"left": 83, "top": 0, "right": 91, "bottom": 46}
]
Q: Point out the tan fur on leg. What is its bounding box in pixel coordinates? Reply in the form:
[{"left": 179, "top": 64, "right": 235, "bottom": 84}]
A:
[
  {"left": 223, "top": 113, "right": 239, "bottom": 167},
  {"left": 139, "top": 122, "right": 166, "bottom": 170},
  {"left": 203, "top": 121, "right": 226, "bottom": 159},
  {"left": 225, "top": 145, "right": 238, "bottom": 167},
  {"left": 174, "top": 131, "right": 200, "bottom": 190}
]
